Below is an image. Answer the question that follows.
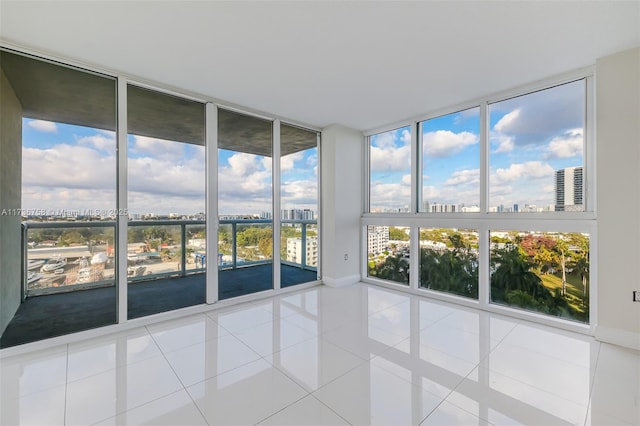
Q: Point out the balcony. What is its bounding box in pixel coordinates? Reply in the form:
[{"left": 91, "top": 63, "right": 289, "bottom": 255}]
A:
[{"left": 0, "top": 218, "right": 318, "bottom": 348}]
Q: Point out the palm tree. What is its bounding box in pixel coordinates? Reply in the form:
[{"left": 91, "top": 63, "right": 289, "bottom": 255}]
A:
[
  {"left": 372, "top": 253, "right": 409, "bottom": 284},
  {"left": 420, "top": 246, "right": 478, "bottom": 298},
  {"left": 491, "top": 244, "right": 547, "bottom": 301},
  {"left": 573, "top": 246, "right": 589, "bottom": 304},
  {"left": 553, "top": 239, "right": 571, "bottom": 297}
]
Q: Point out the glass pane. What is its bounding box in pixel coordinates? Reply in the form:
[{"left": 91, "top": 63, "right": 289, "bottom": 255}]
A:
[
  {"left": 420, "top": 107, "right": 480, "bottom": 212},
  {"left": 1, "top": 50, "right": 117, "bottom": 347},
  {"left": 367, "top": 226, "right": 410, "bottom": 285},
  {"left": 127, "top": 85, "right": 206, "bottom": 319},
  {"left": 218, "top": 109, "right": 273, "bottom": 299},
  {"left": 490, "top": 230, "right": 589, "bottom": 323},
  {"left": 280, "top": 124, "right": 319, "bottom": 287},
  {"left": 126, "top": 224, "right": 181, "bottom": 279},
  {"left": 26, "top": 225, "right": 115, "bottom": 294},
  {"left": 186, "top": 223, "right": 206, "bottom": 273},
  {"left": 489, "top": 80, "right": 586, "bottom": 213},
  {"left": 419, "top": 228, "right": 479, "bottom": 299},
  {"left": 369, "top": 126, "right": 411, "bottom": 212}
]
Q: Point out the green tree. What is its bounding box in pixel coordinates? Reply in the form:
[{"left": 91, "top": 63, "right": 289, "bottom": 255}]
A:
[
  {"left": 143, "top": 227, "right": 168, "bottom": 243},
  {"left": 258, "top": 237, "right": 273, "bottom": 258},
  {"left": 573, "top": 239, "right": 590, "bottom": 303},
  {"left": 59, "top": 230, "right": 85, "bottom": 246},
  {"left": 420, "top": 236, "right": 478, "bottom": 298},
  {"left": 420, "top": 229, "right": 447, "bottom": 243},
  {"left": 371, "top": 253, "right": 409, "bottom": 284},
  {"left": 447, "top": 233, "right": 466, "bottom": 250},
  {"left": 533, "top": 246, "right": 555, "bottom": 274},
  {"left": 128, "top": 227, "right": 145, "bottom": 243},
  {"left": 491, "top": 245, "right": 547, "bottom": 301},
  {"left": 389, "top": 227, "right": 409, "bottom": 241}
]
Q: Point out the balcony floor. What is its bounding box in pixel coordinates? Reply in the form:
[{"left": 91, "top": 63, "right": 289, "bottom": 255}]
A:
[{"left": 0, "top": 264, "right": 317, "bottom": 348}]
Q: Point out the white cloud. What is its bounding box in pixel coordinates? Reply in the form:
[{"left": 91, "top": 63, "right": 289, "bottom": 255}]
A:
[
  {"left": 401, "top": 129, "right": 411, "bottom": 144},
  {"left": 370, "top": 181, "right": 411, "bottom": 209},
  {"left": 488, "top": 184, "right": 514, "bottom": 198},
  {"left": 22, "top": 143, "right": 117, "bottom": 211},
  {"left": 491, "top": 133, "right": 514, "bottom": 153},
  {"left": 22, "top": 187, "right": 118, "bottom": 211},
  {"left": 22, "top": 137, "right": 315, "bottom": 216},
  {"left": 370, "top": 143, "right": 411, "bottom": 172},
  {"left": 494, "top": 109, "right": 521, "bottom": 133},
  {"left": 27, "top": 119, "right": 58, "bottom": 133},
  {"left": 281, "top": 151, "right": 304, "bottom": 171},
  {"left": 261, "top": 156, "right": 273, "bottom": 172},
  {"left": 372, "top": 131, "right": 395, "bottom": 148},
  {"left": 77, "top": 133, "right": 115, "bottom": 153},
  {"left": 492, "top": 161, "right": 555, "bottom": 185},
  {"left": 127, "top": 191, "right": 205, "bottom": 215},
  {"left": 281, "top": 179, "right": 318, "bottom": 209},
  {"left": 226, "top": 152, "right": 263, "bottom": 177},
  {"left": 130, "top": 135, "right": 186, "bottom": 160},
  {"left": 423, "top": 130, "right": 478, "bottom": 158},
  {"left": 421, "top": 169, "right": 481, "bottom": 207},
  {"left": 306, "top": 152, "right": 317, "bottom": 168},
  {"left": 128, "top": 155, "right": 205, "bottom": 198},
  {"left": 401, "top": 174, "right": 411, "bottom": 185},
  {"left": 370, "top": 128, "right": 412, "bottom": 172},
  {"left": 22, "top": 142, "right": 208, "bottom": 214},
  {"left": 445, "top": 169, "right": 479, "bottom": 186},
  {"left": 490, "top": 80, "right": 584, "bottom": 147},
  {"left": 218, "top": 152, "right": 272, "bottom": 213},
  {"left": 545, "top": 128, "right": 583, "bottom": 159},
  {"left": 422, "top": 185, "right": 441, "bottom": 200},
  {"left": 23, "top": 144, "right": 116, "bottom": 190}
]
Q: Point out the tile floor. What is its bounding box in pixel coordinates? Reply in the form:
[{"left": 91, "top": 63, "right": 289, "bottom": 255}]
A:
[{"left": 1, "top": 283, "right": 639, "bottom": 425}]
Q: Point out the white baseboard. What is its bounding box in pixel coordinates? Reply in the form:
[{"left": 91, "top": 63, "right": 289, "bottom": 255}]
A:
[
  {"left": 322, "top": 274, "right": 361, "bottom": 288},
  {"left": 595, "top": 325, "right": 640, "bottom": 351}
]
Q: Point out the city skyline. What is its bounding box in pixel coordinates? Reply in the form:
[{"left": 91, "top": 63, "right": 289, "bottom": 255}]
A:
[{"left": 369, "top": 79, "right": 586, "bottom": 211}]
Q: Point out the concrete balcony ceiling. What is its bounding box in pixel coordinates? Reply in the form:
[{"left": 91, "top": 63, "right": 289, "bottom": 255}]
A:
[{"left": 1, "top": 51, "right": 316, "bottom": 157}]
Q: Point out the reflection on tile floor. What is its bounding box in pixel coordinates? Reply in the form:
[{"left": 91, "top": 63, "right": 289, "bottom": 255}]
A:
[{"left": 1, "top": 283, "right": 638, "bottom": 425}]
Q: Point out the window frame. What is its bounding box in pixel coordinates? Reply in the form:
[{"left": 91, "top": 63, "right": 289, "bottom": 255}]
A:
[
  {"left": 2, "top": 44, "right": 324, "bottom": 348},
  {"left": 361, "top": 67, "right": 596, "bottom": 334},
  {"left": 364, "top": 122, "right": 416, "bottom": 214},
  {"left": 417, "top": 105, "right": 482, "bottom": 215}
]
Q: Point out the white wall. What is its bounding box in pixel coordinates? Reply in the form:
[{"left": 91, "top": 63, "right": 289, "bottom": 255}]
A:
[
  {"left": 595, "top": 47, "right": 640, "bottom": 350},
  {"left": 320, "top": 124, "right": 362, "bottom": 287},
  {"left": 0, "top": 69, "right": 23, "bottom": 335}
]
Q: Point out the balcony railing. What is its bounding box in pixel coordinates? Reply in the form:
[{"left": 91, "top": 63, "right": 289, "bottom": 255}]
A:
[{"left": 22, "top": 218, "right": 317, "bottom": 296}]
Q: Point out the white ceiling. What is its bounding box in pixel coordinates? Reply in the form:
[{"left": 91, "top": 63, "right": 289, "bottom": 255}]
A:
[{"left": 1, "top": 1, "right": 639, "bottom": 131}]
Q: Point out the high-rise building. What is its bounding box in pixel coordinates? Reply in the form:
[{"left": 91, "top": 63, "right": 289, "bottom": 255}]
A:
[
  {"left": 281, "top": 209, "right": 314, "bottom": 220},
  {"left": 367, "top": 226, "right": 389, "bottom": 255},
  {"left": 427, "top": 203, "right": 461, "bottom": 213},
  {"left": 286, "top": 236, "right": 318, "bottom": 266},
  {"left": 555, "top": 166, "right": 584, "bottom": 212}
]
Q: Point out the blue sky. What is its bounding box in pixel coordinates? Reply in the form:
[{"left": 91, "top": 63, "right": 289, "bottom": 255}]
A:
[
  {"left": 21, "top": 119, "right": 317, "bottom": 215},
  {"left": 370, "top": 79, "right": 585, "bottom": 212}
]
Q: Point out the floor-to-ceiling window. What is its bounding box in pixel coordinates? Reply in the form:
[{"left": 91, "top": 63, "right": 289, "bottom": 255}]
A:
[
  {"left": 217, "top": 109, "right": 273, "bottom": 299},
  {"left": 0, "top": 48, "right": 321, "bottom": 348},
  {"left": 0, "top": 50, "right": 118, "bottom": 347},
  {"left": 126, "top": 85, "right": 206, "bottom": 318},
  {"left": 280, "top": 124, "right": 320, "bottom": 287}
]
